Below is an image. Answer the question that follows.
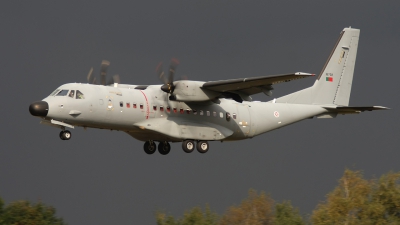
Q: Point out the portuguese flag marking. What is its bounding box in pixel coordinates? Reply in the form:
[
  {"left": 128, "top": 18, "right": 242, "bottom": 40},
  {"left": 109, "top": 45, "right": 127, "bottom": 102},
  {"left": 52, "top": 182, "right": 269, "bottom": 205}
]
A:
[{"left": 326, "top": 77, "right": 333, "bottom": 82}]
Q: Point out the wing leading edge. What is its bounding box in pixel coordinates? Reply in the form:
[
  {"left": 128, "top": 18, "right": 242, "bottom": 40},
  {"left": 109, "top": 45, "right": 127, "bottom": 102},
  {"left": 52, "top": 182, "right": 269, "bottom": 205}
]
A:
[{"left": 202, "top": 72, "right": 314, "bottom": 96}]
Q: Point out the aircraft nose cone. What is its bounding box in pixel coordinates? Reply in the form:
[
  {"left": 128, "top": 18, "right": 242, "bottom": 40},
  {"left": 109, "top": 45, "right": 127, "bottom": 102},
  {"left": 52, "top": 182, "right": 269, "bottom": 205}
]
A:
[{"left": 29, "top": 101, "right": 49, "bottom": 117}]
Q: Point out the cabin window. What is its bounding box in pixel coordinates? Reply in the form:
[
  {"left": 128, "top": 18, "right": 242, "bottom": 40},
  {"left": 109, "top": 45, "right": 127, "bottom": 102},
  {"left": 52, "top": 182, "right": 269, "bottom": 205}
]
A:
[
  {"left": 219, "top": 112, "right": 223, "bottom": 118},
  {"left": 68, "top": 90, "right": 75, "bottom": 98},
  {"left": 56, "top": 89, "right": 69, "bottom": 96},
  {"left": 153, "top": 105, "right": 157, "bottom": 111},
  {"left": 193, "top": 110, "right": 197, "bottom": 115},
  {"left": 233, "top": 113, "right": 237, "bottom": 119},
  {"left": 207, "top": 111, "right": 210, "bottom": 116},
  {"left": 173, "top": 108, "right": 177, "bottom": 113},
  {"left": 180, "top": 108, "right": 184, "bottom": 114},
  {"left": 226, "top": 112, "right": 231, "bottom": 121},
  {"left": 186, "top": 109, "right": 191, "bottom": 114},
  {"left": 140, "top": 104, "right": 143, "bottom": 109},
  {"left": 133, "top": 103, "right": 137, "bottom": 108},
  {"left": 120, "top": 101, "right": 123, "bottom": 107},
  {"left": 200, "top": 110, "right": 204, "bottom": 116},
  {"left": 76, "top": 90, "right": 85, "bottom": 99},
  {"left": 50, "top": 89, "right": 60, "bottom": 96},
  {"left": 213, "top": 112, "right": 216, "bottom": 117},
  {"left": 160, "top": 106, "right": 164, "bottom": 112},
  {"left": 167, "top": 106, "right": 171, "bottom": 112},
  {"left": 126, "top": 103, "right": 130, "bottom": 108}
]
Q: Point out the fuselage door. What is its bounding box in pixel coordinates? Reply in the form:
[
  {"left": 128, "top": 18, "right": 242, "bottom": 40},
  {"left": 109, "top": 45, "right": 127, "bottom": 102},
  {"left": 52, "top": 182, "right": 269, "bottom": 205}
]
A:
[{"left": 236, "top": 104, "right": 251, "bottom": 137}]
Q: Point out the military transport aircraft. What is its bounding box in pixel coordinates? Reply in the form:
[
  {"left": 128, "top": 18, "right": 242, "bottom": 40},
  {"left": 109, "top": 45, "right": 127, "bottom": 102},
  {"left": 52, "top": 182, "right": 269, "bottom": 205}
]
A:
[{"left": 29, "top": 27, "right": 388, "bottom": 155}]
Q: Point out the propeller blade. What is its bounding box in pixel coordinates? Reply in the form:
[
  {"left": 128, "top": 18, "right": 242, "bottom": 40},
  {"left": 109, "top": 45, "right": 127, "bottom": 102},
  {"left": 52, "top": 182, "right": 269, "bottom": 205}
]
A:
[
  {"left": 107, "top": 74, "right": 121, "bottom": 85},
  {"left": 100, "top": 60, "right": 110, "bottom": 85},
  {"left": 87, "top": 67, "right": 94, "bottom": 84},
  {"left": 168, "top": 58, "right": 179, "bottom": 84},
  {"left": 156, "top": 62, "right": 167, "bottom": 84},
  {"left": 158, "top": 58, "right": 180, "bottom": 94},
  {"left": 113, "top": 74, "right": 121, "bottom": 84}
]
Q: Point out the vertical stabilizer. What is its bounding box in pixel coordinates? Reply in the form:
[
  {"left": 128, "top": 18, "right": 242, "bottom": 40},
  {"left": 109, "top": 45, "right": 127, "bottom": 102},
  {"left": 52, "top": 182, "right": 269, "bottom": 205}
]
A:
[{"left": 276, "top": 27, "right": 360, "bottom": 106}]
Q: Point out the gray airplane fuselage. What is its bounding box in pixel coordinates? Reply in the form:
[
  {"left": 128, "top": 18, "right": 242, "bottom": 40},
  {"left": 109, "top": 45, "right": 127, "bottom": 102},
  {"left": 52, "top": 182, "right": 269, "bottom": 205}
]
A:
[
  {"left": 43, "top": 83, "right": 326, "bottom": 142},
  {"left": 30, "top": 27, "right": 388, "bottom": 154}
]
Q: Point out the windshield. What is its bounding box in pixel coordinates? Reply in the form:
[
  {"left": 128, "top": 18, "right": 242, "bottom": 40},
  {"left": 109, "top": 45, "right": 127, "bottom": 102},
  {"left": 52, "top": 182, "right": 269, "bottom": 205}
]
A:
[
  {"left": 49, "top": 89, "right": 60, "bottom": 96},
  {"left": 56, "top": 89, "right": 69, "bottom": 96}
]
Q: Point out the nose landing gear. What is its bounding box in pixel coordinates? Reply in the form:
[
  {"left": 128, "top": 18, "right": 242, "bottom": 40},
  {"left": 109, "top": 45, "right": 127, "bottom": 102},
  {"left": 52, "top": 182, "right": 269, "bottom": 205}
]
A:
[{"left": 59, "top": 130, "right": 72, "bottom": 140}]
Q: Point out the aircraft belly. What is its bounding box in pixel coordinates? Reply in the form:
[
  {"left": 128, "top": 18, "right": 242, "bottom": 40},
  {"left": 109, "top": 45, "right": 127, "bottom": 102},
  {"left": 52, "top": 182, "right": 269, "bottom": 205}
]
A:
[{"left": 133, "top": 118, "right": 233, "bottom": 141}]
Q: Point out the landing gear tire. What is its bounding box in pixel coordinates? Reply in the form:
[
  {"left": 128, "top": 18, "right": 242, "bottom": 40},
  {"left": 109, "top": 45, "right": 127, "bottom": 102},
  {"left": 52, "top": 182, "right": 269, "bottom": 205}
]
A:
[
  {"left": 182, "top": 140, "right": 195, "bottom": 153},
  {"left": 197, "top": 141, "right": 209, "bottom": 153},
  {"left": 158, "top": 141, "right": 171, "bottom": 155},
  {"left": 144, "top": 141, "right": 157, "bottom": 154},
  {"left": 59, "top": 130, "right": 71, "bottom": 140}
]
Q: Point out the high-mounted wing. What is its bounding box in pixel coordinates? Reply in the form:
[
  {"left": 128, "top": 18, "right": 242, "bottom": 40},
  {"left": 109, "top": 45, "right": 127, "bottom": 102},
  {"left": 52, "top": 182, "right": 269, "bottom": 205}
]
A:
[{"left": 202, "top": 72, "right": 314, "bottom": 96}]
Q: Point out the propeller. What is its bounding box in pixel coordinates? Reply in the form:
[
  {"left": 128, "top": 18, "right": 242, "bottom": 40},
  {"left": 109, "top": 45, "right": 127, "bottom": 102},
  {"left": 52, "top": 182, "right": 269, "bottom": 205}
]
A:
[
  {"left": 100, "top": 60, "right": 110, "bottom": 85},
  {"left": 157, "top": 58, "right": 180, "bottom": 94},
  {"left": 86, "top": 60, "right": 120, "bottom": 86}
]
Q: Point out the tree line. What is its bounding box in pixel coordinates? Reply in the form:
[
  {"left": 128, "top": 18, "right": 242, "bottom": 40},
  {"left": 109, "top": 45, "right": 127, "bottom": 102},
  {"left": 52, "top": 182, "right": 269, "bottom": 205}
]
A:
[
  {"left": 156, "top": 169, "right": 400, "bottom": 225},
  {"left": 1, "top": 169, "right": 399, "bottom": 224}
]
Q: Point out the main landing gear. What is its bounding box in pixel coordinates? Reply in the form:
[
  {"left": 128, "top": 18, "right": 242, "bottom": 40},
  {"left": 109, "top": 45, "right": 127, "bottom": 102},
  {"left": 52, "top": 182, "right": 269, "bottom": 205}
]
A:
[
  {"left": 143, "top": 141, "right": 171, "bottom": 155},
  {"left": 143, "top": 140, "right": 210, "bottom": 155},
  {"left": 59, "top": 130, "right": 71, "bottom": 140}
]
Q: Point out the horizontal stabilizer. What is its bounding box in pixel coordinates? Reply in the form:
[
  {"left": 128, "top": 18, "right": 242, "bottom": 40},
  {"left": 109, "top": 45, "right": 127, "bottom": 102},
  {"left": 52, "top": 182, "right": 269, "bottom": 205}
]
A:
[{"left": 323, "top": 106, "right": 389, "bottom": 114}]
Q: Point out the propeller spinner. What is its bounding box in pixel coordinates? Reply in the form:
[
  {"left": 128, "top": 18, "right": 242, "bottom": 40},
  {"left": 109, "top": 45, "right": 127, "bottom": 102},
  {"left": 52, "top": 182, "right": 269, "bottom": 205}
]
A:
[{"left": 157, "top": 58, "right": 180, "bottom": 94}]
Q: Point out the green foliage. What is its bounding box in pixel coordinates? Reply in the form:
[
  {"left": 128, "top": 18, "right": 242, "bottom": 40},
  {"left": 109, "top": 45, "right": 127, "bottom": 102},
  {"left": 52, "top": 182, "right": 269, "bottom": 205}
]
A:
[
  {"left": 311, "top": 169, "right": 400, "bottom": 225},
  {"left": 274, "top": 201, "right": 305, "bottom": 225},
  {"left": 0, "top": 199, "right": 66, "bottom": 225},
  {"left": 155, "top": 169, "right": 400, "bottom": 225},
  {"left": 156, "top": 205, "right": 218, "bottom": 225},
  {"left": 219, "top": 189, "right": 274, "bottom": 225}
]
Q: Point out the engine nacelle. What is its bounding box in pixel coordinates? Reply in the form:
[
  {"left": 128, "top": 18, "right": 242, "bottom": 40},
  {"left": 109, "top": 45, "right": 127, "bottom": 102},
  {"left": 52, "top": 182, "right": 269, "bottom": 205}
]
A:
[{"left": 172, "top": 81, "right": 220, "bottom": 102}]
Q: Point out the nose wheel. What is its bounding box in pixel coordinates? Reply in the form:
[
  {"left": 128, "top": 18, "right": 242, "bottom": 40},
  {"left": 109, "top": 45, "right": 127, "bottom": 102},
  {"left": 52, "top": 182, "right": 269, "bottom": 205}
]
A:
[{"left": 59, "top": 130, "right": 72, "bottom": 140}]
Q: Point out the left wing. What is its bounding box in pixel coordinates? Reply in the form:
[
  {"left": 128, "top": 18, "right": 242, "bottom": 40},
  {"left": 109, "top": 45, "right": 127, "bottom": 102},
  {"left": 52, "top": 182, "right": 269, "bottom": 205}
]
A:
[{"left": 202, "top": 72, "right": 314, "bottom": 96}]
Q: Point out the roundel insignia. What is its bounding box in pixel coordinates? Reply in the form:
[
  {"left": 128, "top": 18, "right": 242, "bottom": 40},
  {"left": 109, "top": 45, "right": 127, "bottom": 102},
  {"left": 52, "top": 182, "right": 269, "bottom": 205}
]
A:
[{"left": 274, "top": 111, "right": 280, "bottom": 118}]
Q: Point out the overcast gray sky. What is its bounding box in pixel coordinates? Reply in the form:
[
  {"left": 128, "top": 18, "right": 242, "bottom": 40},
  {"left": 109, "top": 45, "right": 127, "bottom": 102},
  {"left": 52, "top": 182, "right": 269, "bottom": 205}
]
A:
[{"left": 1, "top": 1, "right": 399, "bottom": 224}]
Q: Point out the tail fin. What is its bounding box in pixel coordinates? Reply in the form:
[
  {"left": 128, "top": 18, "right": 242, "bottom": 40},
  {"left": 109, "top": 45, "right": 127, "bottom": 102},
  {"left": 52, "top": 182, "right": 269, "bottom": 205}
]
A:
[{"left": 276, "top": 27, "right": 360, "bottom": 106}]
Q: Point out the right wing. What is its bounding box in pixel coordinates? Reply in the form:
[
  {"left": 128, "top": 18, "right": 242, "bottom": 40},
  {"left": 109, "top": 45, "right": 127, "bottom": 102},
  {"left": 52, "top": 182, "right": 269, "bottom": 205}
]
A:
[{"left": 202, "top": 72, "right": 315, "bottom": 96}]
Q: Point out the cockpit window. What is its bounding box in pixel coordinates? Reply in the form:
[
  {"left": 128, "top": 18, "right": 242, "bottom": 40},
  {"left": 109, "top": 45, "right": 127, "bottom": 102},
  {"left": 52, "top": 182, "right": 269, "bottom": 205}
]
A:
[
  {"left": 56, "top": 90, "right": 69, "bottom": 96},
  {"left": 76, "top": 90, "right": 85, "bottom": 99},
  {"left": 50, "top": 89, "right": 60, "bottom": 96},
  {"left": 68, "top": 90, "right": 75, "bottom": 98}
]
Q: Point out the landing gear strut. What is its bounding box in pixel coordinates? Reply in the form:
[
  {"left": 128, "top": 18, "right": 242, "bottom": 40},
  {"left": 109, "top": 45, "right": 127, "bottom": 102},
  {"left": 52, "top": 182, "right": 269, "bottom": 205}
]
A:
[
  {"left": 158, "top": 141, "right": 171, "bottom": 155},
  {"left": 59, "top": 130, "right": 71, "bottom": 140},
  {"left": 143, "top": 141, "right": 157, "bottom": 154}
]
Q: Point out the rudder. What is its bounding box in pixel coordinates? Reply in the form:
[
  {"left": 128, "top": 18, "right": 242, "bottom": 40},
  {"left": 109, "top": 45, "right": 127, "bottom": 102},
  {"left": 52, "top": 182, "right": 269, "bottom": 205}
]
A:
[{"left": 276, "top": 27, "right": 360, "bottom": 106}]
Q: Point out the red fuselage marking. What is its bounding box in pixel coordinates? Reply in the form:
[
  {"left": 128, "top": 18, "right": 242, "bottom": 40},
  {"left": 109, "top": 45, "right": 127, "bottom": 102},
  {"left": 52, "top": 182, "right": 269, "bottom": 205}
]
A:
[{"left": 140, "top": 90, "right": 150, "bottom": 119}]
